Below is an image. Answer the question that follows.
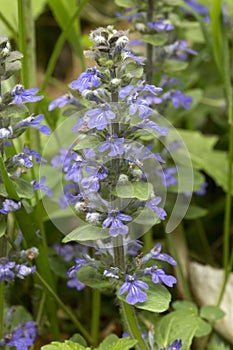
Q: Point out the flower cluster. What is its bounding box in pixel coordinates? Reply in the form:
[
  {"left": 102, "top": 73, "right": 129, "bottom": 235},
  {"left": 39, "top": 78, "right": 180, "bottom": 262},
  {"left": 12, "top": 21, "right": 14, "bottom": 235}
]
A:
[
  {"left": 0, "top": 247, "right": 37, "bottom": 282},
  {"left": 116, "top": 1, "right": 197, "bottom": 112},
  {"left": 50, "top": 26, "right": 171, "bottom": 240},
  {"left": 0, "top": 320, "right": 37, "bottom": 350},
  {"left": 49, "top": 26, "right": 178, "bottom": 309},
  {"left": 0, "top": 36, "right": 50, "bottom": 210},
  {"left": 161, "top": 339, "right": 182, "bottom": 350}
]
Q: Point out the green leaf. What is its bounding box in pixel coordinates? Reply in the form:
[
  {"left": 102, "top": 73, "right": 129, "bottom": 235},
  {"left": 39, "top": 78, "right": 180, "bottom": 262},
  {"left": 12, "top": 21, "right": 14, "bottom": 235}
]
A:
[
  {"left": 141, "top": 33, "right": 168, "bottom": 46},
  {"left": 106, "top": 338, "right": 138, "bottom": 350},
  {"left": 115, "top": 182, "right": 134, "bottom": 198},
  {"left": 132, "top": 182, "right": 153, "bottom": 200},
  {"left": 76, "top": 266, "right": 111, "bottom": 289},
  {"left": 185, "top": 205, "right": 208, "bottom": 220},
  {"left": 41, "top": 340, "right": 89, "bottom": 350},
  {"left": 153, "top": 302, "right": 205, "bottom": 350},
  {"left": 115, "top": 0, "right": 140, "bottom": 8},
  {"left": 125, "top": 62, "right": 144, "bottom": 79},
  {"left": 132, "top": 208, "right": 160, "bottom": 226},
  {"left": 0, "top": 219, "right": 6, "bottom": 238},
  {"left": 195, "top": 319, "right": 212, "bottom": 337},
  {"left": 12, "top": 177, "right": 34, "bottom": 199},
  {"left": 200, "top": 305, "right": 225, "bottom": 322},
  {"left": 163, "top": 59, "right": 189, "bottom": 72},
  {"left": 172, "top": 300, "right": 198, "bottom": 313},
  {"left": 167, "top": 129, "right": 231, "bottom": 193},
  {"left": 97, "top": 335, "right": 119, "bottom": 350},
  {"left": 4, "top": 305, "right": 33, "bottom": 332},
  {"left": 118, "top": 282, "right": 171, "bottom": 313},
  {"left": 168, "top": 169, "right": 206, "bottom": 193},
  {"left": 62, "top": 224, "right": 109, "bottom": 243},
  {"left": 208, "top": 333, "right": 231, "bottom": 350},
  {"left": 69, "top": 334, "right": 87, "bottom": 347},
  {"left": 115, "top": 182, "right": 153, "bottom": 200},
  {"left": 73, "top": 136, "right": 101, "bottom": 151}
]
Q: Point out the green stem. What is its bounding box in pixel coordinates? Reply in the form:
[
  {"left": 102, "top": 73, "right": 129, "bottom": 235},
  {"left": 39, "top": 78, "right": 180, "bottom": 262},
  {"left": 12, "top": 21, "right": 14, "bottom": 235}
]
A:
[
  {"left": 35, "top": 271, "right": 94, "bottom": 345},
  {"left": 222, "top": 123, "right": 233, "bottom": 270},
  {"left": 143, "top": 229, "right": 153, "bottom": 254},
  {"left": 17, "top": 0, "right": 37, "bottom": 87},
  {"left": 121, "top": 302, "right": 148, "bottom": 350},
  {"left": 0, "top": 281, "right": 4, "bottom": 339},
  {"left": 113, "top": 236, "right": 125, "bottom": 271},
  {"left": 0, "top": 236, "right": 7, "bottom": 339},
  {"left": 91, "top": 289, "right": 101, "bottom": 346},
  {"left": 146, "top": 0, "right": 154, "bottom": 84},
  {"left": 41, "top": 0, "right": 88, "bottom": 92},
  {"left": 36, "top": 290, "right": 46, "bottom": 326},
  {"left": 17, "top": 0, "right": 40, "bottom": 151}
]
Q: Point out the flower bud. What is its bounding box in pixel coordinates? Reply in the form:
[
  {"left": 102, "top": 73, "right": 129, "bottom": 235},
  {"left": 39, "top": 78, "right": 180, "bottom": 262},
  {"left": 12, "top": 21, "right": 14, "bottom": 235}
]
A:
[
  {"left": 86, "top": 212, "right": 102, "bottom": 223},
  {"left": 118, "top": 174, "right": 129, "bottom": 183},
  {"left": 115, "top": 36, "right": 129, "bottom": 49},
  {"left": 110, "top": 78, "right": 121, "bottom": 88}
]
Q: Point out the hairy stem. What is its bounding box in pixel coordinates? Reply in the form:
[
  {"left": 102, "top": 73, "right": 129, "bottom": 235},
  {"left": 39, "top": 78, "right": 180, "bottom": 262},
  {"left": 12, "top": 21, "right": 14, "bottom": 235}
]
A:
[{"left": 121, "top": 302, "right": 148, "bottom": 350}]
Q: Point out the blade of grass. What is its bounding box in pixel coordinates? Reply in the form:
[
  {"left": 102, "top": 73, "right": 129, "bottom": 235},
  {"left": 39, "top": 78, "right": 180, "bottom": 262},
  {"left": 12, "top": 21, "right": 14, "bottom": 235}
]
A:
[
  {"left": 41, "top": 0, "right": 88, "bottom": 91},
  {"left": 0, "top": 12, "right": 18, "bottom": 42},
  {"left": 210, "top": 0, "right": 223, "bottom": 74},
  {"left": 47, "top": 0, "right": 86, "bottom": 72}
]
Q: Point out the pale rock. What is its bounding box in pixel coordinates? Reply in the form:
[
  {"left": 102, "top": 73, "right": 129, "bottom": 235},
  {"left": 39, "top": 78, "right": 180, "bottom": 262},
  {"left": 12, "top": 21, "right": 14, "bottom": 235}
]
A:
[{"left": 189, "top": 262, "right": 233, "bottom": 344}]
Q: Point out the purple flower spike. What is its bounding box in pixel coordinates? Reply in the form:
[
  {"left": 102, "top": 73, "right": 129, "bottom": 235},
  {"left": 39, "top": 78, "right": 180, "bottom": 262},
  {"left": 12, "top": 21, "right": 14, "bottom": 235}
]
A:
[
  {"left": 86, "top": 106, "right": 115, "bottom": 130},
  {"left": 81, "top": 175, "right": 101, "bottom": 192},
  {"left": 146, "top": 197, "right": 167, "bottom": 220},
  {"left": 70, "top": 67, "right": 102, "bottom": 92},
  {"left": 195, "top": 181, "right": 208, "bottom": 196},
  {"left": 118, "top": 274, "right": 149, "bottom": 305},
  {"left": 0, "top": 199, "right": 21, "bottom": 214},
  {"left": 67, "top": 258, "right": 86, "bottom": 291},
  {"left": 139, "top": 119, "right": 169, "bottom": 136},
  {"left": 163, "top": 90, "right": 193, "bottom": 109},
  {"left": 14, "top": 114, "right": 50, "bottom": 135},
  {"left": 129, "top": 99, "right": 154, "bottom": 120},
  {"left": 144, "top": 266, "right": 177, "bottom": 287},
  {"left": 123, "top": 51, "right": 146, "bottom": 65},
  {"left": 0, "top": 257, "right": 15, "bottom": 282},
  {"left": 102, "top": 211, "right": 132, "bottom": 237},
  {"left": 161, "top": 339, "right": 182, "bottom": 350},
  {"left": 81, "top": 165, "right": 108, "bottom": 193},
  {"left": 184, "top": 0, "right": 209, "bottom": 15},
  {"left": 159, "top": 167, "right": 177, "bottom": 187},
  {"left": 11, "top": 145, "right": 45, "bottom": 168},
  {"left": 31, "top": 176, "right": 53, "bottom": 197},
  {"left": 98, "top": 134, "right": 125, "bottom": 156},
  {"left": 1, "top": 321, "right": 37, "bottom": 350},
  {"left": 15, "top": 263, "right": 36, "bottom": 279},
  {"left": 148, "top": 20, "right": 174, "bottom": 32},
  {"left": 142, "top": 243, "right": 177, "bottom": 266},
  {"left": 11, "top": 84, "right": 43, "bottom": 104},
  {"left": 48, "top": 92, "right": 82, "bottom": 111}
]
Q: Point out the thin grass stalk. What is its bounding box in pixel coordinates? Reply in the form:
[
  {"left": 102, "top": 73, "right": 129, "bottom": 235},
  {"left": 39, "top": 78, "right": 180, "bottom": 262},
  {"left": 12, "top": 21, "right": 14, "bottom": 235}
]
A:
[{"left": 41, "top": 0, "right": 88, "bottom": 92}]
